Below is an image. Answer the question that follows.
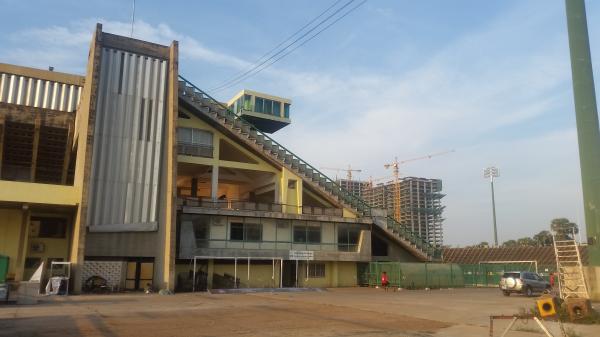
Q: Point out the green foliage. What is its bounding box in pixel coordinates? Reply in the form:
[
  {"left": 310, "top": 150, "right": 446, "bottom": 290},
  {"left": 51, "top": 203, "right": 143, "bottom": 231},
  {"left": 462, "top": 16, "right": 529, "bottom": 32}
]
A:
[
  {"left": 517, "top": 237, "right": 537, "bottom": 246},
  {"left": 498, "top": 218, "right": 578, "bottom": 247},
  {"left": 533, "top": 230, "right": 553, "bottom": 246},
  {"left": 551, "top": 218, "right": 578, "bottom": 240}
]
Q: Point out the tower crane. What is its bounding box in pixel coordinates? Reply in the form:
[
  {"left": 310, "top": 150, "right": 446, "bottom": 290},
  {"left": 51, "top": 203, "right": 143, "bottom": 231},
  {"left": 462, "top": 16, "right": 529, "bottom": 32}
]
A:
[
  {"left": 320, "top": 165, "right": 362, "bottom": 181},
  {"left": 383, "top": 150, "right": 455, "bottom": 221}
]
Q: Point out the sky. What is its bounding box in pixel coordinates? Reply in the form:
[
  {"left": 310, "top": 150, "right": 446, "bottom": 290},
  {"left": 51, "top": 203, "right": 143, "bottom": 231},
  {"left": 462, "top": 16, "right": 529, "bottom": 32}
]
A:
[{"left": 1, "top": 0, "right": 598, "bottom": 246}]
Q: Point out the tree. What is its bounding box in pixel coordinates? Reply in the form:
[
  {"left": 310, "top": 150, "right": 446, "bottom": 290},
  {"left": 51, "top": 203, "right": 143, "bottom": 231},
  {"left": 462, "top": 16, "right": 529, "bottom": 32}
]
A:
[
  {"left": 476, "top": 241, "right": 489, "bottom": 248},
  {"left": 550, "top": 218, "right": 578, "bottom": 240},
  {"left": 502, "top": 239, "right": 518, "bottom": 247},
  {"left": 517, "top": 237, "right": 536, "bottom": 246},
  {"left": 533, "top": 230, "right": 553, "bottom": 246}
]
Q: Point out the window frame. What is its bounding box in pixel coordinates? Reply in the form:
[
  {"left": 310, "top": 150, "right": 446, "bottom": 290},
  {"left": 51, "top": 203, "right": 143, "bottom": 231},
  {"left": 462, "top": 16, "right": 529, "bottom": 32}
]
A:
[
  {"left": 337, "top": 224, "right": 361, "bottom": 251},
  {"left": 293, "top": 224, "right": 321, "bottom": 244},
  {"left": 229, "top": 222, "right": 262, "bottom": 242},
  {"left": 33, "top": 217, "right": 68, "bottom": 239},
  {"left": 308, "top": 263, "right": 326, "bottom": 278}
]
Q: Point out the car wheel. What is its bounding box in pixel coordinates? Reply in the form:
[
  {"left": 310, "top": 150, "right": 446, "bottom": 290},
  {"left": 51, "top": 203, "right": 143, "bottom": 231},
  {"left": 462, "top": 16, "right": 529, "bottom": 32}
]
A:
[
  {"left": 503, "top": 291, "right": 510, "bottom": 297},
  {"left": 525, "top": 286, "right": 533, "bottom": 297}
]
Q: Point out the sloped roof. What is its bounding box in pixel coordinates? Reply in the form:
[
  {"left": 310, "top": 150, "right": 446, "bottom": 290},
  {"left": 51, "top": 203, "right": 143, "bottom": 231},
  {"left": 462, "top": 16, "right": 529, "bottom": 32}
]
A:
[{"left": 442, "top": 246, "right": 589, "bottom": 265}]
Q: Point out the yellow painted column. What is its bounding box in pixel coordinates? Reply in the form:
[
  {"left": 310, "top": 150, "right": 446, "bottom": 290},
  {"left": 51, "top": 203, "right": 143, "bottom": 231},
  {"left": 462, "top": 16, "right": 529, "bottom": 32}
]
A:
[
  {"left": 280, "top": 167, "right": 302, "bottom": 214},
  {"left": 70, "top": 23, "right": 104, "bottom": 293},
  {"left": 14, "top": 207, "right": 30, "bottom": 282},
  {"left": 161, "top": 40, "right": 179, "bottom": 291},
  {"left": 0, "top": 116, "right": 5, "bottom": 176}
]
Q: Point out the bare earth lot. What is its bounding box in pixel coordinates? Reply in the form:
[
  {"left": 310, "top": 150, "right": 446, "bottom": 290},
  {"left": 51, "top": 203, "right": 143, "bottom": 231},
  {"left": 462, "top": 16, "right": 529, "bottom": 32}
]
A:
[{"left": 0, "top": 288, "right": 598, "bottom": 337}]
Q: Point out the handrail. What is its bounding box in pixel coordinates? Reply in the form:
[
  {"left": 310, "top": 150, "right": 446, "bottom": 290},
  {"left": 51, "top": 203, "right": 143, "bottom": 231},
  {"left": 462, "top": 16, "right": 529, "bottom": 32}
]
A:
[
  {"left": 178, "top": 75, "right": 372, "bottom": 212},
  {"left": 177, "top": 75, "right": 440, "bottom": 259}
]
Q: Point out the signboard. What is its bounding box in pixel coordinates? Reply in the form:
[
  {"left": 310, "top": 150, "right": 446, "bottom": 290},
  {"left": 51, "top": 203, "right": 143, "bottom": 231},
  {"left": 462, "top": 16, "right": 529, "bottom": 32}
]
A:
[{"left": 289, "top": 250, "right": 314, "bottom": 261}]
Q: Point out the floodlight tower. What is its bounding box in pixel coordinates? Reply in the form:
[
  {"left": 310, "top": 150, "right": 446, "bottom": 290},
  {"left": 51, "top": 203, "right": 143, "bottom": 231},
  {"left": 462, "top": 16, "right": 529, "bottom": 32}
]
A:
[
  {"left": 484, "top": 166, "right": 500, "bottom": 247},
  {"left": 566, "top": 0, "right": 600, "bottom": 268}
]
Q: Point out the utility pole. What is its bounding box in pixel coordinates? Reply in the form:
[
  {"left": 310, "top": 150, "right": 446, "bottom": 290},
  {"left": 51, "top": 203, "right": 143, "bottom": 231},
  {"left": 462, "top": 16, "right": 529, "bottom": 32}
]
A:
[
  {"left": 565, "top": 0, "right": 600, "bottom": 267},
  {"left": 484, "top": 167, "right": 499, "bottom": 247}
]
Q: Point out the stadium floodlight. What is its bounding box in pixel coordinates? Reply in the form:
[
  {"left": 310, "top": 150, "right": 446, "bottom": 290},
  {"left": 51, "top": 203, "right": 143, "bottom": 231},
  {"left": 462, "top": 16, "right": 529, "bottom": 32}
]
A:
[{"left": 483, "top": 166, "right": 500, "bottom": 246}]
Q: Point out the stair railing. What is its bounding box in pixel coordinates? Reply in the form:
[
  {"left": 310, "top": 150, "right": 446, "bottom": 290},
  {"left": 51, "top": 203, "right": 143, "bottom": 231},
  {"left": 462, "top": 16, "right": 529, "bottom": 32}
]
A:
[{"left": 178, "top": 75, "right": 440, "bottom": 259}]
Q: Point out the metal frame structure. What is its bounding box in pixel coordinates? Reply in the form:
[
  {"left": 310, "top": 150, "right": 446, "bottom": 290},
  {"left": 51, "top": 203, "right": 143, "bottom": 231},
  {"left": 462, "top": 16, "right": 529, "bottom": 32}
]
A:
[
  {"left": 479, "top": 260, "right": 538, "bottom": 274},
  {"left": 551, "top": 230, "right": 589, "bottom": 299},
  {"left": 49, "top": 261, "right": 71, "bottom": 295}
]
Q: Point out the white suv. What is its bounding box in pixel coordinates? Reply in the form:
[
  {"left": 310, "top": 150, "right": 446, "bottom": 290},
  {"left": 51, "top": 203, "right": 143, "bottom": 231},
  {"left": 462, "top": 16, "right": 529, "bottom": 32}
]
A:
[{"left": 499, "top": 271, "right": 551, "bottom": 297}]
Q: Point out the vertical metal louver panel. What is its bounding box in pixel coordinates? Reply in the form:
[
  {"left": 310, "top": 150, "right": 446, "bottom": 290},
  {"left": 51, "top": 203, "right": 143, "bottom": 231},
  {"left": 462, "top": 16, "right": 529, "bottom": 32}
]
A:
[
  {"left": 0, "top": 72, "right": 81, "bottom": 112},
  {"left": 87, "top": 48, "right": 168, "bottom": 232}
]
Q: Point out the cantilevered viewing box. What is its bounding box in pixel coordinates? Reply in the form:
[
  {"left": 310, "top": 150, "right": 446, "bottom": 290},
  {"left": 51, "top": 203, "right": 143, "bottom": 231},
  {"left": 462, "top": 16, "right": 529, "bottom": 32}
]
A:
[{"left": 226, "top": 89, "right": 291, "bottom": 133}]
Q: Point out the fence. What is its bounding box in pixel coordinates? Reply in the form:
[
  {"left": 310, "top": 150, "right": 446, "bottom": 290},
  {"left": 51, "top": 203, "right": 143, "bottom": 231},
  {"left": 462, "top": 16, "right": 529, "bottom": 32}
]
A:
[
  {"left": 366, "top": 262, "right": 464, "bottom": 288},
  {"left": 365, "top": 262, "right": 557, "bottom": 289},
  {"left": 460, "top": 263, "right": 556, "bottom": 287}
]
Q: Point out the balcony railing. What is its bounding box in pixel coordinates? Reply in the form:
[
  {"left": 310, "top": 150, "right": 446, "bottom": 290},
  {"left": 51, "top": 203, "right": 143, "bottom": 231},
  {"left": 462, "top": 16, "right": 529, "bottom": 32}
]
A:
[
  {"left": 194, "top": 238, "right": 359, "bottom": 253},
  {"left": 177, "top": 142, "right": 213, "bottom": 158},
  {"left": 178, "top": 197, "right": 343, "bottom": 217}
]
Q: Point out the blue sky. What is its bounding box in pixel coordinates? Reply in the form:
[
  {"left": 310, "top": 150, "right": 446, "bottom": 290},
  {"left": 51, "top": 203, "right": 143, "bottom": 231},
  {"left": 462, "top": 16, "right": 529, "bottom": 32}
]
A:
[{"left": 1, "top": 0, "right": 598, "bottom": 246}]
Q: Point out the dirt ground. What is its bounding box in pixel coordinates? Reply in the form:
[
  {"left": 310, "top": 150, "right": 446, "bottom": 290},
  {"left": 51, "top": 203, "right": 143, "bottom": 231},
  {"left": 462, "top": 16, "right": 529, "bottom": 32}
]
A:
[{"left": 0, "top": 288, "right": 598, "bottom": 337}]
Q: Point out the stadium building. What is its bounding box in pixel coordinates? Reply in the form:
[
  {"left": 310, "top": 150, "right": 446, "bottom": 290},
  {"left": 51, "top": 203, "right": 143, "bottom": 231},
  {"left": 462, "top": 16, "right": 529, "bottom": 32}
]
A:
[{"left": 0, "top": 24, "right": 440, "bottom": 294}]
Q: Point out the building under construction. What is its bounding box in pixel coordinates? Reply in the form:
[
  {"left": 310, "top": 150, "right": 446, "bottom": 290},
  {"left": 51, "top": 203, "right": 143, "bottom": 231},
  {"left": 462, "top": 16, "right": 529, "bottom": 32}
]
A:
[{"left": 339, "top": 177, "right": 444, "bottom": 247}]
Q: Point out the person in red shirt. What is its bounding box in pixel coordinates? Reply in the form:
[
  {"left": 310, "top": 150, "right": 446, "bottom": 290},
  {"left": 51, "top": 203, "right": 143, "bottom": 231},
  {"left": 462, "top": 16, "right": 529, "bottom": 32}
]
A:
[{"left": 381, "top": 271, "right": 389, "bottom": 292}]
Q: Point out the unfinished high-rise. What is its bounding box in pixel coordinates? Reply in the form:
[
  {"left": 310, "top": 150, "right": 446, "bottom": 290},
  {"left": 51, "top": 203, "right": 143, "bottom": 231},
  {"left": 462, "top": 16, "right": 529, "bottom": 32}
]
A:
[{"left": 339, "top": 177, "right": 445, "bottom": 247}]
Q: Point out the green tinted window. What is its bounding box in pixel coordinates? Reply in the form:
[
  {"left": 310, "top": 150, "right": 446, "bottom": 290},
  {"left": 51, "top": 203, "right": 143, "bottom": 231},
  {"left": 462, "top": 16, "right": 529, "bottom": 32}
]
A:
[
  {"left": 264, "top": 99, "right": 273, "bottom": 114},
  {"left": 255, "top": 97, "right": 264, "bottom": 112},
  {"left": 273, "top": 101, "right": 281, "bottom": 116}
]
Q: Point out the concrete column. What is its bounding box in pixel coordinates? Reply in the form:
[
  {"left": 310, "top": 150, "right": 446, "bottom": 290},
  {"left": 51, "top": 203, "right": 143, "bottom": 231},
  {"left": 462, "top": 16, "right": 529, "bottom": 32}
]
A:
[
  {"left": 273, "top": 176, "right": 280, "bottom": 204},
  {"left": 191, "top": 178, "right": 198, "bottom": 197},
  {"left": 332, "top": 262, "right": 339, "bottom": 287},
  {"left": 565, "top": 0, "right": 600, "bottom": 266},
  {"left": 14, "top": 206, "right": 30, "bottom": 282},
  {"left": 0, "top": 116, "right": 5, "bottom": 177},
  {"left": 61, "top": 123, "right": 74, "bottom": 184},
  {"left": 584, "top": 266, "right": 600, "bottom": 301},
  {"left": 211, "top": 165, "right": 219, "bottom": 200},
  {"left": 30, "top": 117, "right": 41, "bottom": 182},
  {"left": 70, "top": 23, "right": 104, "bottom": 294},
  {"left": 207, "top": 259, "right": 214, "bottom": 290}
]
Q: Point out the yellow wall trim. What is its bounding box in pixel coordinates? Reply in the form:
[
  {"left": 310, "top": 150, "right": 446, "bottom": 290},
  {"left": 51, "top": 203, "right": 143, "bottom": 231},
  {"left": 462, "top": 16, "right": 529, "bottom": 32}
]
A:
[{"left": 0, "top": 181, "right": 80, "bottom": 206}]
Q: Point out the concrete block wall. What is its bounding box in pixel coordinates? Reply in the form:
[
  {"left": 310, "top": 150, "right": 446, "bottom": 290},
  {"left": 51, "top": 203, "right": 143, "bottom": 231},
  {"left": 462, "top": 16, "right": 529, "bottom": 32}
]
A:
[{"left": 81, "top": 261, "right": 124, "bottom": 290}]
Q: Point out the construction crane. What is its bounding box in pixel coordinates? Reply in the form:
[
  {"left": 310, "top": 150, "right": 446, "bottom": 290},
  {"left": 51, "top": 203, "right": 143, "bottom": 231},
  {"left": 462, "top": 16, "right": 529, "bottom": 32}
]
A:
[
  {"left": 383, "top": 150, "right": 455, "bottom": 221},
  {"left": 366, "top": 175, "right": 393, "bottom": 188},
  {"left": 320, "top": 165, "right": 362, "bottom": 181}
]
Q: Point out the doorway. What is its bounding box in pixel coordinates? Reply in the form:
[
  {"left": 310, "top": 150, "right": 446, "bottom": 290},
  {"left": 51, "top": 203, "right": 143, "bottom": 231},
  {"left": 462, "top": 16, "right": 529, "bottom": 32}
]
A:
[
  {"left": 125, "top": 259, "right": 154, "bottom": 290},
  {"left": 282, "top": 260, "right": 297, "bottom": 287}
]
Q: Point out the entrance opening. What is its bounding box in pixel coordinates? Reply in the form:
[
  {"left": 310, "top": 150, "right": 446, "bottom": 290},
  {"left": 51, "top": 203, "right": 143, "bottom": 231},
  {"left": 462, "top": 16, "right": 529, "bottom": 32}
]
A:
[
  {"left": 282, "top": 260, "right": 297, "bottom": 287},
  {"left": 125, "top": 259, "right": 154, "bottom": 290}
]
